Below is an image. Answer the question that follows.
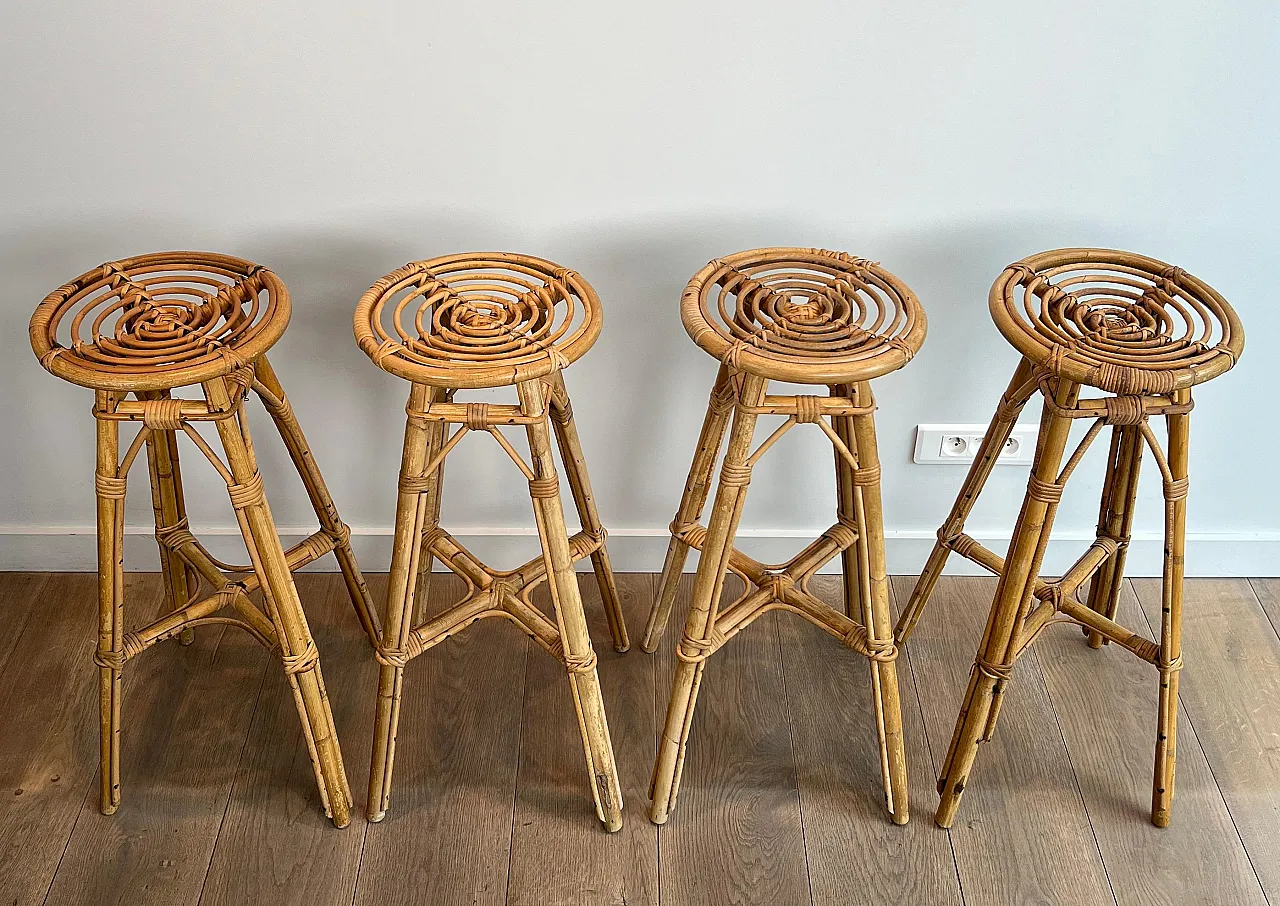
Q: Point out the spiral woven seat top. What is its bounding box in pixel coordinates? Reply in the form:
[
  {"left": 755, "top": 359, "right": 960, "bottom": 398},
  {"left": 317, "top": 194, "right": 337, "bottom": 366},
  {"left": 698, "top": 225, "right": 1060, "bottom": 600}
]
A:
[
  {"left": 30, "top": 251, "right": 289, "bottom": 392},
  {"left": 355, "top": 253, "right": 603, "bottom": 389},
  {"left": 681, "top": 248, "right": 927, "bottom": 385},
  {"left": 991, "top": 249, "right": 1244, "bottom": 395}
]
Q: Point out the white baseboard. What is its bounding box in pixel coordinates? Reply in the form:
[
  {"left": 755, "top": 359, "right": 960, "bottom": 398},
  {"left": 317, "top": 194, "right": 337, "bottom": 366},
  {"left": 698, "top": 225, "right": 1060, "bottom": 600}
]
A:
[{"left": 1, "top": 525, "right": 1276, "bottom": 577}]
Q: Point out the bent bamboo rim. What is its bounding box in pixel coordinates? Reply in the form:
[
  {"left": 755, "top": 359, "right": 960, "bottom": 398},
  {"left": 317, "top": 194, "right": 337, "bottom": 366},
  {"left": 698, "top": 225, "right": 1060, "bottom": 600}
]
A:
[
  {"left": 990, "top": 248, "right": 1244, "bottom": 394},
  {"left": 30, "top": 251, "right": 289, "bottom": 392},
  {"left": 354, "top": 252, "right": 603, "bottom": 389},
  {"left": 681, "top": 247, "right": 927, "bottom": 384}
]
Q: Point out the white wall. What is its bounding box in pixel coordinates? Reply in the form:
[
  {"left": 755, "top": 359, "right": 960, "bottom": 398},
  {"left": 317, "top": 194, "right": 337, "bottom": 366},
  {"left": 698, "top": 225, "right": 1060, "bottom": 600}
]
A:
[{"left": 2, "top": 1, "right": 1277, "bottom": 575}]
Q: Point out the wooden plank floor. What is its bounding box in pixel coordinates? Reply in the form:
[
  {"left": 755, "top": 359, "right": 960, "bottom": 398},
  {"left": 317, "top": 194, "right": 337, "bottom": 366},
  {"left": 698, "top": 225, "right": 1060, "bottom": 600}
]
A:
[{"left": 0, "top": 572, "right": 1277, "bottom": 905}]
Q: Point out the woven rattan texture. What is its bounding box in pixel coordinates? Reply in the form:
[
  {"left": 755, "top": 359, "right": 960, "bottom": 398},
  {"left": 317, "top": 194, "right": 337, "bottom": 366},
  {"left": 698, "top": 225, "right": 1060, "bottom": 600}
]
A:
[
  {"left": 30, "top": 252, "right": 288, "bottom": 391},
  {"left": 991, "top": 248, "right": 1244, "bottom": 395},
  {"left": 680, "top": 247, "right": 927, "bottom": 384},
  {"left": 354, "top": 252, "right": 603, "bottom": 389}
]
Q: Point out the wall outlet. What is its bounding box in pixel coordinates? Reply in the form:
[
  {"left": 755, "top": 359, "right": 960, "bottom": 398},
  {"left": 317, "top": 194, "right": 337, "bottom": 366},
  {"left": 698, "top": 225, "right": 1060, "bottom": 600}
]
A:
[{"left": 913, "top": 424, "right": 1038, "bottom": 465}]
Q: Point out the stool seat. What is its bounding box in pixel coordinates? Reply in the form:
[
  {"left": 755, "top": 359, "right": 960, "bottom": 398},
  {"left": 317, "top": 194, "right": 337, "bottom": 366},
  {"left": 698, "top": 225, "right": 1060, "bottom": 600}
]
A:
[
  {"left": 354, "top": 252, "right": 603, "bottom": 389},
  {"left": 680, "top": 247, "right": 926, "bottom": 385},
  {"left": 991, "top": 248, "right": 1244, "bottom": 395},
  {"left": 30, "top": 251, "right": 289, "bottom": 392}
]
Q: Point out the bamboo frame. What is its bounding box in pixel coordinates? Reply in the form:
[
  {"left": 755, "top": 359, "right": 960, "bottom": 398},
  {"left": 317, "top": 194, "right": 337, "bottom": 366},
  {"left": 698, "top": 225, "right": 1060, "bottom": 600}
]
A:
[
  {"left": 647, "top": 248, "right": 926, "bottom": 826},
  {"left": 358, "top": 254, "right": 626, "bottom": 831},
  {"left": 32, "top": 253, "right": 377, "bottom": 828},
  {"left": 901, "top": 249, "right": 1243, "bottom": 829}
]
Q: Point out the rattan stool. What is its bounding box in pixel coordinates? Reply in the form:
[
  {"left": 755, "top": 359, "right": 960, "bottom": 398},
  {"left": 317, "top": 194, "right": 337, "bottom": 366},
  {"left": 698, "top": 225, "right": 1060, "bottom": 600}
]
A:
[
  {"left": 895, "top": 248, "right": 1245, "bottom": 829},
  {"left": 355, "top": 252, "right": 628, "bottom": 830},
  {"left": 643, "top": 247, "right": 927, "bottom": 825},
  {"left": 29, "top": 251, "right": 378, "bottom": 828}
]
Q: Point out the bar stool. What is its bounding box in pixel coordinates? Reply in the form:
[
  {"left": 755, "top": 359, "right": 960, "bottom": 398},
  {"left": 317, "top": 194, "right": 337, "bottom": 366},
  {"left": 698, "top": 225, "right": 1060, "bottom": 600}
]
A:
[
  {"left": 354, "top": 252, "right": 628, "bottom": 830},
  {"left": 643, "top": 247, "right": 927, "bottom": 825},
  {"left": 894, "top": 248, "right": 1245, "bottom": 828},
  {"left": 29, "top": 252, "right": 379, "bottom": 828}
]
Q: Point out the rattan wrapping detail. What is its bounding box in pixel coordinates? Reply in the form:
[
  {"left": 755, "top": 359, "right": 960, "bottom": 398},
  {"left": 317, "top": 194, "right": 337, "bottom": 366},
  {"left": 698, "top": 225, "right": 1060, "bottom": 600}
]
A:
[{"left": 680, "top": 247, "right": 926, "bottom": 383}]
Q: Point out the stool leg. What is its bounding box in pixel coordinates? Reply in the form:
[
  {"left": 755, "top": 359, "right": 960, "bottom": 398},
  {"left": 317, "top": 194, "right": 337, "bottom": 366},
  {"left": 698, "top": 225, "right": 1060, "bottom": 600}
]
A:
[
  {"left": 643, "top": 364, "right": 736, "bottom": 652},
  {"left": 94, "top": 392, "right": 125, "bottom": 815},
  {"left": 548, "top": 372, "right": 628, "bottom": 652},
  {"left": 847, "top": 382, "right": 910, "bottom": 824},
  {"left": 832, "top": 384, "right": 862, "bottom": 620},
  {"left": 142, "top": 396, "right": 198, "bottom": 646},
  {"left": 1153, "top": 390, "right": 1191, "bottom": 827},
  {"left": 411, "top": 386, "right": 448, "bottom": 627},
  {"left": 204, "top": 377, "right": 352, "bottom": 828},
  {"left": 252, "top": 355, "right": 381, "bottom": 645},
  {"left": 1085, "top": 424, "right": 1143, "bottom": 648},
  {"left": 368, "top": 382, "right": 436, "bottom": 823},
  {"left": 935, "top": 380, "right": 1077, "bottom": 828},
  {"left": 650, "top": 373, "right": 766, "bottom": 825},
  {"left": 520, "top": 378, "right": 623, "bottom": 832},
  {"left": 896, "top": 358, "right": 1037, "bottom": 643}
]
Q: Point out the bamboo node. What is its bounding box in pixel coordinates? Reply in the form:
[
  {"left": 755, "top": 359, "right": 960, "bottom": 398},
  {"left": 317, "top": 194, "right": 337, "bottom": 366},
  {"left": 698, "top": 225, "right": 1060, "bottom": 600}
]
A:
[
  {"left": 227, "top": 471, "right": 266, "bottom": 510},
  {"left": 141, "top": 397, "right": 185, "bottom": 430},
  {"left": 794, "top": 395, "right": 824, "bottom": 424},
  {"left": 1103, "top": 395, "right": 1147, "bottom": 426},
  {"left": 1163, "top": 477, "right": 1190, "bottom": 501},
  {"left": 95, "top": 473, "right": 127, "bottom": 500},
  {"left": 528, "top": 474, "right": 560, "bottom": 499},
  {"left": 1026, "top": 474, "right": 1064, "bottom": 504},
  {"left": 281, "top": 640, "right": 319, "bottom": 675}
]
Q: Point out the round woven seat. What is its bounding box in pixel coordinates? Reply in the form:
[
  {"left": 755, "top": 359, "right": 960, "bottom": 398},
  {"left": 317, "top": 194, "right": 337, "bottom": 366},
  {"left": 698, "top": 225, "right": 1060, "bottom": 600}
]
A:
[
  {"left": 680, "top": 247, "right": 926, "bottom": 385},
  {"left": 30, "top": 251, "right": 289, "bottom": 392},
  {"left": 990, "top": 248, "right": 1244, "bottom": 395},
  {"left": 354, "top": 252, "right": 603, "bottom": 389}
]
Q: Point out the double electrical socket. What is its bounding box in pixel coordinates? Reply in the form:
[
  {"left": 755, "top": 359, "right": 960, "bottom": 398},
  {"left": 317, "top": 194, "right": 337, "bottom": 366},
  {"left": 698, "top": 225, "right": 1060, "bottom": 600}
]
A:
[{"left": 913, "top": 424, "right": 1038, "bottom": 465}]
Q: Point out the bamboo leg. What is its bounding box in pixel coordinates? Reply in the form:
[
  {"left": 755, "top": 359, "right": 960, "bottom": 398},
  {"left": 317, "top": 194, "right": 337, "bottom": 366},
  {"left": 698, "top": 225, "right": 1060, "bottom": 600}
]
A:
[
  {"left": 1085, "top": 424, "right": 1144, "bottom": 648},
  {"left": 205, "top": 377, "right": 352, "bottom": 828},
  {"left": 253, "top": 356, "right": 380, "bottom": 645},
  {"left": 548, "top": 372, "right": 628, "bottom": 652},
  {"left": 831, "top": 384, "right": 862, "bottom": 620},
  {"left": 643, "top": 364, "right": 736, "bottom": 652},
  {"left": 848, "top": 382, "right": 909, "bottom": 825},
  {"left": 650, "top": 373, "right": 767, "bottom": 825},
  {"left": 94, "top": 391, "right": 125, "bottom": 815},
  {"left": 520, "top": 378, "right": 623, "bottom": 832},
  {"left": 935, "top": 379, "right": 1077, "bottom": 828},
  {"left": 410, "top": 385, "right": 448, "bottom": 627},
  {"left": 896, "top": 358, "right": 1037, "bottom": 643},
  {"left": 368, "top": 382, "right": 435, "bottom": 823},
  {"left": 1153, "top": 389, "right": 1190, "bottom": 827},
  {"left": 142, "top": 396, "right": 197, "bottom": 646}
]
